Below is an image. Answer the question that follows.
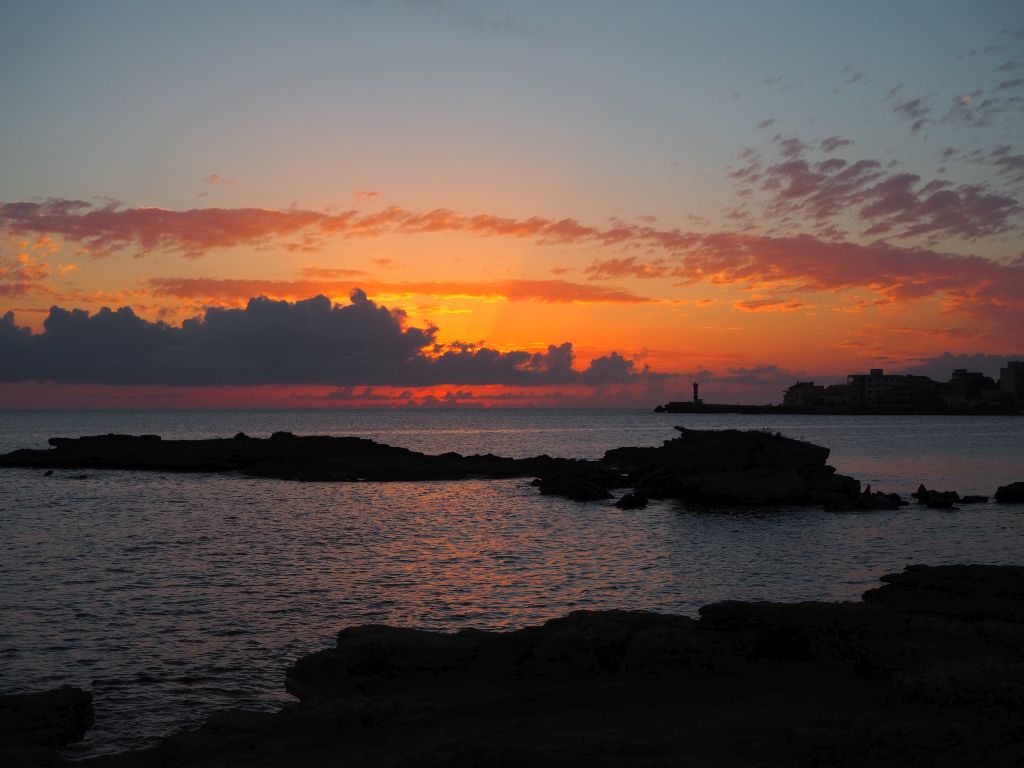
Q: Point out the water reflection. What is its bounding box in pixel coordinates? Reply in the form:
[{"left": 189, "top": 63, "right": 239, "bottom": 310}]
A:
[{"left": 0, "top": 410, "right": 1022, "bottom": 756}]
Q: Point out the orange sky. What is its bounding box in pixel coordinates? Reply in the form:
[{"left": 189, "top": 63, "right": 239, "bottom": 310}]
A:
[{"left": 1, "top": 3, "right": 1022, "bottom": 406}]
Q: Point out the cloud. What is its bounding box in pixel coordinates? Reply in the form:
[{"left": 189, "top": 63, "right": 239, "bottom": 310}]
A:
[
  {"left": 0, "top": 291, "right": 671, "bottom": 386},
  {"left": 733, "top": 297, "right": 808, "bottom": 313},
  {"left": 5, "top": 173, "right": 1019, "bottom": 271},
  {"left": 902, "top": 351, "right": 1024, "bottom": 380},
  {"left": 144, "top": 276, "right": 653, "bottom": 305},
  {"left": 0, "top": 252, "right": 53, "bottom": 297},
  {"left": 732, "top": 139, "right": 1021, "bottom": 240},
  {"left": 583, "top": 257, "right": 668, "bottom": 280},
  {"left": 203, "top": 174, "right": 236, "bottom": 186},
  {"left": 0, "top": 199, "right": 326, "bottom": 257},
  {"left": 5, "top": 193, "right": 1021, "bottom": 334},
  {"left": 353, "top": 190, "right": 380, "bottom": 201},
  {"left": 942, "top": 91, "right": 1019, "bottom": 128},
  {"left": 892, "top": 97, "right": 931, "bottom": 134},
  {"left": 0, "top": 199, "right": 640, "bottom": 258},
  {"left": 582, "top": 233, "right": 1024, "bottom": 331},
  {"left": 756, "top": 118, "right": 776, "bottom": 129},
  {"left": 819, "top": 136, "right": 852, "bottom": 153},
  {"left": 299, "top": 266, "right": 367, "bottom": 279}
]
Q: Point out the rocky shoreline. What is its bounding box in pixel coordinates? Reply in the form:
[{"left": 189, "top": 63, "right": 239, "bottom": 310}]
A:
[
  {"left": 5, "top": 427, "right": 1018, "bottom": 510},
  {"left": 4, "top": 564, "right": 1024, "bottom": 767}
]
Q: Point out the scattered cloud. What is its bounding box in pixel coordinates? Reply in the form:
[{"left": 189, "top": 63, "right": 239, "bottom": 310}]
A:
[
  {"left": 0, "top": 252, "right": 53, "bottom": 297},
  {"left": 732, "top": 138, "right": 1021, "bottom": 241},
  {"left": 584, "top": 257, "right": 668, "bottom": 280},
  {"left": 892, "top": 97, "right": 931, "bottom": 135},
  {"left": 733, "top": 297, "right": 808, "bottom": 313},
  {"left": 203, "top": 174, "right": 236, "bottom": 186},
  {"left": 819, "top": 136, "right": 852, "bottom": 153}
]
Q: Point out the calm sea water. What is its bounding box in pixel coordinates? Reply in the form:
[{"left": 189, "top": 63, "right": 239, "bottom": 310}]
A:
[{"left": 1, "top": 409, "right": 1022, "bottom": 757}]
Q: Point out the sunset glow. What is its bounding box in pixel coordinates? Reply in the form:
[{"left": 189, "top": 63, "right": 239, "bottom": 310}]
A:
[{"left": 2, "top": 1, "right": 1022, "bottom": 406}]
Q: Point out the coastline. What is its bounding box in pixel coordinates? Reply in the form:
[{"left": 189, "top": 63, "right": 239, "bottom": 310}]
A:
[
  {"left": 5, "top": 564, "right": 1024, "bottom": 767},
  {"left": 657, "top": 402, "right": 1024, "bottom": 415}
]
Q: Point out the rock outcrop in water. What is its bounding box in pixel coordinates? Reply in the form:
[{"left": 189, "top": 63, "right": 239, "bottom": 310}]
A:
[
  {"left": 0, "top": 427, "right": 874, "bottom": 508},
  {"left": 602, "top": 426, "right": 862, "bottom": 507},
  {"left": 995, "top": 482, "right": 1024, "bottom": 503},
  {"left": 13, "top": 564, "right": 1020, "bottom": 768},
  {"left": 0, "top": 433, "right": 554, "bottom": 482}
]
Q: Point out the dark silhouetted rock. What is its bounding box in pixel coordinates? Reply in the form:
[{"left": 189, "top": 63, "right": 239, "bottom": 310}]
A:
[
  {"left": 960, "top": 494, "right": 989, "bottom": 504},
  {"left": 911, "top": 484, "right": 960, "bottom": 508},
  {"left": 0, "top": 433, "right": 558, "bottom": 485},
  {"left": 995, "top": 482, "right": 1024, "bottom": 503},
  {"left": 0, "top": 686, "right": 93, "bottom": 767},
  {"left": 59, "top": 565, "right": 1024, "bottom": 768},
  {"left": 615, "top": 491, "right": 648, "bottom": 509},
  {"left": 855, "top": 485, "right": 905, "bottom": 510},
  {"left": 0, "top": 428, "right": 923, "bottom": 510},
  {"left": 601, "top": 427, "right": 861, "bottom": 507},
  {"left": 863, "top": 563, "right": 1024, "bottom": 623}
]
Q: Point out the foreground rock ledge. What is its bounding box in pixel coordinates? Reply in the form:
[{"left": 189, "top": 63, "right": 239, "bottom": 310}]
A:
[
  {"left": 7, "top": 564, "right": 1024, "bottom": 767},
  {"left": 0, "top": 427, "right": 879, "bottom": 507}
]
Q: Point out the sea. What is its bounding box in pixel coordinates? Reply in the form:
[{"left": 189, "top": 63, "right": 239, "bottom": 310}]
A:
[{"left": 1, "top": 408, "right": 1022, "bottom": 757}]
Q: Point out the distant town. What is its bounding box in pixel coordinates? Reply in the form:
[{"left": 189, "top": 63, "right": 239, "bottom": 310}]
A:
[{"left": 657, "top": 361, "right": 1024, "bottom": 415}]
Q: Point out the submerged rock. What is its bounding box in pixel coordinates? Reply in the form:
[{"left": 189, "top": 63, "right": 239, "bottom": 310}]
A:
[{"left": 60, "top": 564, "right": 1024, "bottom": 768}]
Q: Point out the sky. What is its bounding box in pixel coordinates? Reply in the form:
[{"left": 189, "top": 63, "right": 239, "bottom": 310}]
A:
[{"left": 1, "top": 0, "right": 1023, "bottom": 407}]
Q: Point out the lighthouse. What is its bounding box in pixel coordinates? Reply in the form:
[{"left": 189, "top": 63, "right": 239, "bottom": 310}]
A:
[{"left": 692, "top": 382, "right": 702, "bottom": 404}]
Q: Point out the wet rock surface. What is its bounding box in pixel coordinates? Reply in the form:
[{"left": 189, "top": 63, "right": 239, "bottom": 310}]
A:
[{"left": 13, "top": 564, "right": 1020, "bottom": 768}]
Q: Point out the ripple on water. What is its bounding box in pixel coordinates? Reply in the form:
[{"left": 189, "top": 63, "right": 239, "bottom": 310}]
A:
[{"left": 1, "top": 411, "right": 1023, "bottom": 756}]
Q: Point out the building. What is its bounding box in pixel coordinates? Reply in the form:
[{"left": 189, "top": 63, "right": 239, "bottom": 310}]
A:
[
  {"left": 1001, "top": 361, "right": 1024, "bottom": 408},
  {"left": 942, "top": 369, "right": 999, "bottom": 408},
  {"left": 782, "top": 381, "right": 849, "bottom": 408},
  {"left": 782, "top": 381, "right": 822, "bottom": 407},
  {"left": 819, "top": 383, "right": 849, "bottom": 406},
  {"left": 846, "top": 368, "right": 938, "bottom": 408}
]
